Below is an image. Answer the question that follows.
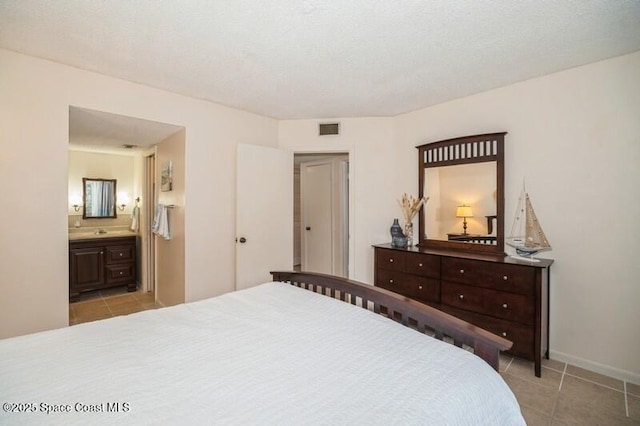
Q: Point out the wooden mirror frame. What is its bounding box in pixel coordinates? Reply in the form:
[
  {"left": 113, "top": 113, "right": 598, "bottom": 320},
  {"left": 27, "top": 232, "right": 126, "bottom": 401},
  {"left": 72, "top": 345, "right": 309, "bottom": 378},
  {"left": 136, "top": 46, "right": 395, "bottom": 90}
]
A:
[
  {"left": 417, "top": 133, "right": 506, "bottom": 255},
  {"left": 82, "top": 177, "right": 118, "bottom": 219}
]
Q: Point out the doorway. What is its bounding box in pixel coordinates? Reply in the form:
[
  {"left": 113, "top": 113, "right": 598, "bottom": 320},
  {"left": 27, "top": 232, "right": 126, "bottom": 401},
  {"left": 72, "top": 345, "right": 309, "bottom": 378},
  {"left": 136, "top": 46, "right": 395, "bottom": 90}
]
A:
[
  {"left": 143, "top": 153, "right": 156, "bottom": 294},
  {"left": 294, "top": 154, "right": 349, "bottom": 277},
  {"left": 67, "top": 106, "right": 184, "bottom": 318}
]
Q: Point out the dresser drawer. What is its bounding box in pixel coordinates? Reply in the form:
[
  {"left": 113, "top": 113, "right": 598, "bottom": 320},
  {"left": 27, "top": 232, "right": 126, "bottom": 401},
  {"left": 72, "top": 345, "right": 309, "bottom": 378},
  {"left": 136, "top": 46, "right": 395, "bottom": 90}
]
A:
[
  {"left": 376, "top": 270, "right": 440, "bottom": 304},
  {"left": 106, "top": 264, "right": 135, "bottom": 284},
  {"left": 106, "top": 245, "right": 135, "bottom": 264},
  {"left": 441, "top": 281, "right": 534, "bottom": 325},
  {"left": 442, "top": 305, "right": 534, "bottom": 360},
  {"left": 376, "top": 248, "right": 406, "bottom": 272},
  {"left": 441, "top": 257, "right": 534, "bottom": 295},
  {"left": 403, "top": 252, "right": 440, "bottom": 278}
]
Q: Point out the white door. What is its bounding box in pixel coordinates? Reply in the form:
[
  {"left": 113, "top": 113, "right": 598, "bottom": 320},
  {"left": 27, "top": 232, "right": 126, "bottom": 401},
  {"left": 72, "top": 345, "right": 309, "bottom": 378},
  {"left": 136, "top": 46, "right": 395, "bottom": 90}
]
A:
[
  {"left": 236, "top": 144, "right": 293, "bottom": 290},
  {"left": 300, "top": 156, "right": 348, "bottom": 277},
  {"left": 301, "top": 161, "right": 333, "bottom": 274}
]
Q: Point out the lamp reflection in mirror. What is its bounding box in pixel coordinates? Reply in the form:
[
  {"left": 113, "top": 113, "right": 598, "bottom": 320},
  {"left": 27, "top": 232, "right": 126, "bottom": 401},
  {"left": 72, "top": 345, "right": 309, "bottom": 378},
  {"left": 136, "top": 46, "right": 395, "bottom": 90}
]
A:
[{"left": 456, "top": 205, "right": 473, "bottom": 235}]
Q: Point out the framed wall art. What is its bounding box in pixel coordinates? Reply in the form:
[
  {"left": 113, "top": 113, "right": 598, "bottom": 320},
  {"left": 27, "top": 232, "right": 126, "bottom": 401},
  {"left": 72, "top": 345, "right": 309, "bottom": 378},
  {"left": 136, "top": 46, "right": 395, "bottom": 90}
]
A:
[{"left": 161, "top": 161, "right": 173, "bottom": 192}]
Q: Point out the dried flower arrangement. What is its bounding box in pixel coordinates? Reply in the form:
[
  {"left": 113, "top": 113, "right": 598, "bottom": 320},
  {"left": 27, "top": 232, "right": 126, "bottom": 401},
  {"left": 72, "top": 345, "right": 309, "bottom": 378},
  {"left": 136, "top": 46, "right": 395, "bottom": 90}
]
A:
[{"left": 398, "top": 193, "right": 429, "bottom": 225}]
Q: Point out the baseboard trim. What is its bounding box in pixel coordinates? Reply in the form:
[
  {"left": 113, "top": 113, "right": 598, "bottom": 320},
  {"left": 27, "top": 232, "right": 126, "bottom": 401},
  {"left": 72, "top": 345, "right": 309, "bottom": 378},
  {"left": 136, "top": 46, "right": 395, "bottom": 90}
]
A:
[{"left": 549, "top": 350, "right": 640, "bottom": 386}]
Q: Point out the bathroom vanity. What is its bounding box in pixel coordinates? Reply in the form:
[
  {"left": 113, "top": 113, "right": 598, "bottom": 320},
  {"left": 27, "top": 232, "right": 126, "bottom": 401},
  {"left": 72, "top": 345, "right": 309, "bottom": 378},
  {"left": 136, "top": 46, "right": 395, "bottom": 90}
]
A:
[{"left": 69, "top": 234, "right": 137, "bottom": 301}]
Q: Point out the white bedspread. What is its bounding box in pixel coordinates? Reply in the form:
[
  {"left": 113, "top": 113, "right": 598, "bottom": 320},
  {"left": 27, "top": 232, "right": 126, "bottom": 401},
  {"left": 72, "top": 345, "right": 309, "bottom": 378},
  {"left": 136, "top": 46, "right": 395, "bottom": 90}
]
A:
[{"left": 0, "top": 282, "right": 524, "bottom": 425}]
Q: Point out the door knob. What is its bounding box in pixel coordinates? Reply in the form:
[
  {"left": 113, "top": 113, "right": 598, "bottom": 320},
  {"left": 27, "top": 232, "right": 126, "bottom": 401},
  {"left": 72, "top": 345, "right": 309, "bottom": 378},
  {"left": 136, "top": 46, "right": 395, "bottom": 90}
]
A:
[
  {"left": 305, "top": 226, "right": 311, "bottom": 231},
  {"left": 238, "top": 237, "right": 247, "bottom": 243}
]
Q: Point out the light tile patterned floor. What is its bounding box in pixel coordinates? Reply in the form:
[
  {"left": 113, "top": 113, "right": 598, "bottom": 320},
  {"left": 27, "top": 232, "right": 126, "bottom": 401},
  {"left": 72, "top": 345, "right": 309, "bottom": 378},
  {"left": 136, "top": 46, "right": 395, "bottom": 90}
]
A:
[
  {"left": 69, "top": 287, "right": 160, "bottom": 325},
  {"left": 71, "top": 289, "right": 639, "bottom": 425},
  {"left": 500, "top": 355, "right": 640, "bottom": 425}
]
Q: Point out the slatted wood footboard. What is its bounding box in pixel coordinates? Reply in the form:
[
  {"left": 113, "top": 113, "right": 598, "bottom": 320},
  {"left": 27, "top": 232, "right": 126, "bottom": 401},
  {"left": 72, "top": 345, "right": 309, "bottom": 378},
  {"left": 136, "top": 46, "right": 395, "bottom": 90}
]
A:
[{"left": 271, "top": 271, "right": 512, "bottom": 371}]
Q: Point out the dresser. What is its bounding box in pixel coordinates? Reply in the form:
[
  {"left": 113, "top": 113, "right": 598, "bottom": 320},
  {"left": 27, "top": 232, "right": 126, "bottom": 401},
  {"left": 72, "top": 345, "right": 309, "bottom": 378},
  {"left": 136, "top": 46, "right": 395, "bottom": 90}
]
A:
[
  {"left": 69, "top": 236, "right": 137, "bottom": 301},
  {"left": 374, "top": 243, "right": 553, "bottom": 377}
]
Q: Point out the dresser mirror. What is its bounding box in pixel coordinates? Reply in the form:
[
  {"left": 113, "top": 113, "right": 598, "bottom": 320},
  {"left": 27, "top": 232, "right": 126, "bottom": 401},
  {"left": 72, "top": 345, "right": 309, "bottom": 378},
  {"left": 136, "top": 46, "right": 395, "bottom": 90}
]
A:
[
  {"left": 417, "top": 133, "right": 505, "bottom": 254},
  {"left": 82, "top": 177, "right": 117, "bottom": 219}
]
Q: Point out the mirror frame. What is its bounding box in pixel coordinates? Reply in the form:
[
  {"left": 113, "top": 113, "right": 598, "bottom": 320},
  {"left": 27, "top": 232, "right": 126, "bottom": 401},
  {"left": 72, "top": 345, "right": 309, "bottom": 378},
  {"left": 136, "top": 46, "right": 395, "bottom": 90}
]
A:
[
  {"left": 417, "top": 132, "right": 506, "bottom": 255},
  {"left": 82, "top": 177, "right": 118, "bottom": 219}
]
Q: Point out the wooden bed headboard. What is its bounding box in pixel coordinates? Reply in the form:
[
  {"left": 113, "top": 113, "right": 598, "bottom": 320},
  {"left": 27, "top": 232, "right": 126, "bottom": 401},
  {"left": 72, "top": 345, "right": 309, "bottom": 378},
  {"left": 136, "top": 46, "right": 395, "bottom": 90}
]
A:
[{"left": 271, "top": 271, "right": 512, "bottom": 371}]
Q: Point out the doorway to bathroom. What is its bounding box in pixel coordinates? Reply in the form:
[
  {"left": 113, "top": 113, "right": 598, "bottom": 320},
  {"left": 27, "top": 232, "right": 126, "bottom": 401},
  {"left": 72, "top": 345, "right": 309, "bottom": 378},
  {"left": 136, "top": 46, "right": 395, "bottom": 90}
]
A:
[{"left": 67, "top": 106, "right": 185, "bottom": 323}]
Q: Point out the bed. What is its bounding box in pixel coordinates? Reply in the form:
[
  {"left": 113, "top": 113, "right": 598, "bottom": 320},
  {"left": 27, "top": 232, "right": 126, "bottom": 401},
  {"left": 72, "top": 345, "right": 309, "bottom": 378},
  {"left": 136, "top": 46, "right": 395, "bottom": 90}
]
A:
[{"left": 0, "top": 272, "right": 524, "bottom": 425}]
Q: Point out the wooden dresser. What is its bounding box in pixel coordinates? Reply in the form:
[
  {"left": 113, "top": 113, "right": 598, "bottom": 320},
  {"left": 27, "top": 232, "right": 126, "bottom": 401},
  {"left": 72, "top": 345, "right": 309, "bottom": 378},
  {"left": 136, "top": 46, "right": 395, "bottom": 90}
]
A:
[
  {"left": 69, "top": 236, "right": 137, "bottom": 301},
  {"left": 374, "top": 243, "right": 553, "bottom": 376}
]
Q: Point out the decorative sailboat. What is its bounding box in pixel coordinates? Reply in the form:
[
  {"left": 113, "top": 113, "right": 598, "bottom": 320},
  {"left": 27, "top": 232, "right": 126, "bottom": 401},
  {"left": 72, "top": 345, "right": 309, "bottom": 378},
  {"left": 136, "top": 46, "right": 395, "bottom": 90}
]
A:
[{"left": 506, "top": 184, "right": 551, "bottom": 262}]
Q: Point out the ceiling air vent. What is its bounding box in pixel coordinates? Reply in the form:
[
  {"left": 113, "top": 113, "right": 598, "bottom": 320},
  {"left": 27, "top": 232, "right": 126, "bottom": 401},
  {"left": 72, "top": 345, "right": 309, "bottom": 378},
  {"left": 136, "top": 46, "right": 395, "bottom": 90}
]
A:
[{"left": 319, "top": 122, "right": 340, "bottom": 136}]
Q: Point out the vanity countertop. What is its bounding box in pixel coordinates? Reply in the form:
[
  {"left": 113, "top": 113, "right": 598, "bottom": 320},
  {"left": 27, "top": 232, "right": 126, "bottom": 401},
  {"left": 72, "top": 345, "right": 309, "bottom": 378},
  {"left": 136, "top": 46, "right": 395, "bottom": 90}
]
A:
[{"left": 69, "top": 229, "right": 137, "bottom": 241}]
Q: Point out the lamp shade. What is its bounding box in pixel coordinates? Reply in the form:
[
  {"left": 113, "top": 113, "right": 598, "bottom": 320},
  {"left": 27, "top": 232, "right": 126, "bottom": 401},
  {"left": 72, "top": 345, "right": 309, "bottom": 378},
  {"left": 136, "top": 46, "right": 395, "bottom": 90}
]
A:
[
  {"left": 456, "top": 205, "right": 473, "bottom": 218},
  {"left": 118, "top": 192, "right": 130, "bottom": 205}
]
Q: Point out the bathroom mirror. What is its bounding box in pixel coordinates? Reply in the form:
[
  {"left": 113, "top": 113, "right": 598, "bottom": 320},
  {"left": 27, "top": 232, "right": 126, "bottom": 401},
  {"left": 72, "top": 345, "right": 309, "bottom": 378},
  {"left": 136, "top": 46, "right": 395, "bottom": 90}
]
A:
[
  {"left": 83, "top": 178, "right": 117, "bottom": 219},
  {"left": 417, "top": 133, "right": 505, "bottom": 254}
]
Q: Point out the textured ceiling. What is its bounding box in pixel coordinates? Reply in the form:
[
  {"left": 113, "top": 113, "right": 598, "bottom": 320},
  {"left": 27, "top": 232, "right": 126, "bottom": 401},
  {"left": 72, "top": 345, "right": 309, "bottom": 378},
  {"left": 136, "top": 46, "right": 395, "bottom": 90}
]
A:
[
  {"left": 68, "top": 107, "right": 184, "bottom": 153},
  {"left": 1, "top": 1, "right": 640, "bottom": 120}
]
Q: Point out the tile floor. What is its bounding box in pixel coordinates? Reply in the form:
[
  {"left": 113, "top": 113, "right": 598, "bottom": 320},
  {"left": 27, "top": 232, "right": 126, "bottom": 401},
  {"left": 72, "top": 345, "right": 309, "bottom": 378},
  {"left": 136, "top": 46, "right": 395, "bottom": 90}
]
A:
[
  {"left": 500, "top": 354, "right": 640, "bottom": 425},
  {"left": 69, "top": 287, "right": 160, "bottom": 325},
  {"left": 70, "top": 289, "right": 639, "bottom": 425}
]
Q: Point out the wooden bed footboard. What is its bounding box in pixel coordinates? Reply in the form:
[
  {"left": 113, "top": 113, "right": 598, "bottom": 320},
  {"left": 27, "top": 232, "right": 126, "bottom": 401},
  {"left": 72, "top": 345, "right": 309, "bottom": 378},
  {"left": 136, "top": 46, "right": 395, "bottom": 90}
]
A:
[{"left": 271, "top": 271, "right": 512, "bottom": 371}]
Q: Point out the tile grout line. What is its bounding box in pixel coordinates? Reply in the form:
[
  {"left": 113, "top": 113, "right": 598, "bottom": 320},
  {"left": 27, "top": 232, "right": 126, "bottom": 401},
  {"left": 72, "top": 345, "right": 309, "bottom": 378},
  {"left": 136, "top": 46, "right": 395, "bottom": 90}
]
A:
[
  {"left": 562, "top": 372, "right": 626, "bottom": 394},
  {"left": 546, "top": 362, "right": 567, "bottom": 424},
  {"left": 558, "top": 362, "right": 567, "bottom": 391},
  {"left": 504, "top": 356, "right": 514, "bottom": 372},
  {"left": 624, "top": 381, "right": 629, "bottom": 418},
  {"left": 100, "top": 293, "right": 115, "bottom": 317}
]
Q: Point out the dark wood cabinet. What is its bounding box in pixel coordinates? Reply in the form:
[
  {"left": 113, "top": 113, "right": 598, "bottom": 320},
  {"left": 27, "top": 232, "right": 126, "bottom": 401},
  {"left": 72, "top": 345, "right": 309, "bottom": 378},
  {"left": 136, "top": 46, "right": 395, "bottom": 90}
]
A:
[
  {"left": 375, "top": 249, "right": 441, "bottom": 307},
  {"left": 69, "top": 236, "right": 137, "bottom": 301},
  {"left": 374, "top": 243, "right": 553, "bottom": 377}
]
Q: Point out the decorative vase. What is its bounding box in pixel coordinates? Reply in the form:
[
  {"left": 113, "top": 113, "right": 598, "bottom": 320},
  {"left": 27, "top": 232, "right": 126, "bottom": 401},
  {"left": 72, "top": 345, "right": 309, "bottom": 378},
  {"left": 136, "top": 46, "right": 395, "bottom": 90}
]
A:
[
  {"left": 390, "top": 218, "right": 404, "bottom": 246},
  {"left": 404, "top": 222, "right": 413, "bottom": 247},
  {"left": 392, "top": 235, "right": 408, "bottom": 248}
]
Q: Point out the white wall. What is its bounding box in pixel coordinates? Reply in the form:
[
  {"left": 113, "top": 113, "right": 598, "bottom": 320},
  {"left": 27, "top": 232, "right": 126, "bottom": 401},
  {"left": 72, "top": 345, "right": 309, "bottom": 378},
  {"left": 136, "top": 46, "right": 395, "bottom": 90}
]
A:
[
  {"left": 278, "top": 118, "right": 397, "bottom": 283},
  {"left": 395, "top": 52, "right": 640, "bottom": 381},
  {"left": 0, "top": 48, "right": 278, "bottom": 338}
]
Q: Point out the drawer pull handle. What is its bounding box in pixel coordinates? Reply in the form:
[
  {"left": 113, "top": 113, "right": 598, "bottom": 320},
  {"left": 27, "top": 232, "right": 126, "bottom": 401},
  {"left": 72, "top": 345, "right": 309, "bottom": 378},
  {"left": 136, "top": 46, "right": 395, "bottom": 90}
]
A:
[
  {"left": 459, "top": 294, "right": 464, "bottom": 299},
  {"left": 119, "top": 253, "right": 123, "bottom": 257},
  {"left": 503, "top": 275, "right": 508, "bottom": 280},
  {"left": 502, "top": 332, "right": 507, "bottom": 337},
  {"left": 459, "top": 269, "right": 465, "bottom": 274},
  {"left": 389, "top": 279, "right": 394, "bottom": 284},
  {"left": 418, "top": 263, "right": 423, "bottom": 267},
  {"left": 502, "top": 303, "right": 508, "bottom": 309},
  {"left": 418, "top": 285, "right": 423, "bottom": 290},
  {"left": 119, "top": 271, "right": 123, "bottom": 275},
  {"left": 389, "top": 259, "right": 394, "bottom": 263}
]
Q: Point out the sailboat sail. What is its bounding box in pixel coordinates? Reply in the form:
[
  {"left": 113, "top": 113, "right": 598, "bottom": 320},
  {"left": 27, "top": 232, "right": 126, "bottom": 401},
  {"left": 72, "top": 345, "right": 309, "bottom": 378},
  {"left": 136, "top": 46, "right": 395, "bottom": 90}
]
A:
[{"left": 507, "top": 186, "right": 551, "bottom": 259}]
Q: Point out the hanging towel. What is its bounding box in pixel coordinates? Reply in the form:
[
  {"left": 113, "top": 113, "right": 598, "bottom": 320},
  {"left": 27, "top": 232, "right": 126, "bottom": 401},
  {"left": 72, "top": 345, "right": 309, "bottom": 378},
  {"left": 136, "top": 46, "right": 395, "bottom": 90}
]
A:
[
  {"left": 152, "top": 204, "right": 171, "bottom": 240},
  {"left": 130, "top": 205, "right": 140, "bottom": 232}
]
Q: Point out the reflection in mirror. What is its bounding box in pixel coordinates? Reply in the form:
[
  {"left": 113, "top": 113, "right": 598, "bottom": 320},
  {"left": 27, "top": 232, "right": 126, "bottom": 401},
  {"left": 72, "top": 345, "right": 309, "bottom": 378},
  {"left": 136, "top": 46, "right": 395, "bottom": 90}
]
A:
[
  {"left": 83, "top": 178, "right": 117, "bottom": 219},
  {"left": 424, "top": 162, "right": 496, "bottom": 241}
]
